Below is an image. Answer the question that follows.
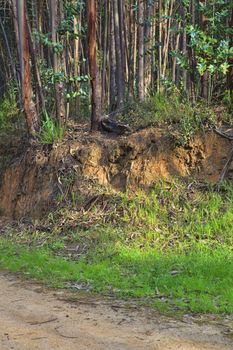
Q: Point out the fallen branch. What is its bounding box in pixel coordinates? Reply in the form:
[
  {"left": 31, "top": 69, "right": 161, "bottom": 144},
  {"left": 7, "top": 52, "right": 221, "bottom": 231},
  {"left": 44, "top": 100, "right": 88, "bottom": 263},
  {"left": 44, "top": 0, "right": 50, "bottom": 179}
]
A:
[
  {"left": 55, "top": 326, "right": 79, "bottom": 339},
  {"left": 215, "top": 146, "right": 233, "bottom": 191},
  {"left": 100, "top": 117, "right": 132, "bottom": 135},
  {"left": 30, "top": 317, "right": 58, "bottom": 326},
  {"left": 214, "top": 128, "right": 233, "bottom": 140}
]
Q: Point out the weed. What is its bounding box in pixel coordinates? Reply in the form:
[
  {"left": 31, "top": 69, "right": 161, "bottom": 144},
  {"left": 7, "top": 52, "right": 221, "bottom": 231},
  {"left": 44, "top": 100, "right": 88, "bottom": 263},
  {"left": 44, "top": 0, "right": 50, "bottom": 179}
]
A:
[
  {"left": 0, "top": 85, "right": 19, "bottom": 135},
  {"left": 0, "top": 240, "right": 233, "bottom": 314},
  {"left": 0, "top": 154, "right": 13, "bottom": 171},
  {"left": 39, "top": 112, "right": 65, "bottom": 144},
  {"left": 1, "top": 179, "right": 233, "bottom": 314},
  {"left": 119, "top": 92, "right": 230, "bottom": 145}
]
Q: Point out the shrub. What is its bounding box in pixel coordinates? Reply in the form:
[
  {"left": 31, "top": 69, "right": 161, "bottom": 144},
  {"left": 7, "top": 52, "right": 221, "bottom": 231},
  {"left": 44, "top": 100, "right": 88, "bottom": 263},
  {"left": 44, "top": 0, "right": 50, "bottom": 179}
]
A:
[
  {"left": 0, "top": 86, "right": 19, "bottom": 135},
  {"left": 39, "top": 112, "right": 65, "bottom": 144},
  {"left": 119, "top": 92, "right": 230, "bottom": 145}
]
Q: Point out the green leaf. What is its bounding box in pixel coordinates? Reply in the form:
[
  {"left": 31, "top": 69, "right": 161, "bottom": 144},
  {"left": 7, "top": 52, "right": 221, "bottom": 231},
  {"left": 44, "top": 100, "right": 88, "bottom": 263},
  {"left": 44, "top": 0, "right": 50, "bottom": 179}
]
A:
[{"left": 220, "top": 62, "right": 230, "bottom": 75}]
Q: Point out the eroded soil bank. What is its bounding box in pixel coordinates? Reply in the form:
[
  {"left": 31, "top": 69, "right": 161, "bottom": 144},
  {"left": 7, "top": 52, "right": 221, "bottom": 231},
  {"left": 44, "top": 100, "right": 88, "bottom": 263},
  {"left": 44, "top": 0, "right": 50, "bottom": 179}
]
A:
[
  {"left": 0, "top": 272, "right": 233, "bottom": 350},
  {"left": 0, "top": 128, "right": 232, "bottom": 222}
]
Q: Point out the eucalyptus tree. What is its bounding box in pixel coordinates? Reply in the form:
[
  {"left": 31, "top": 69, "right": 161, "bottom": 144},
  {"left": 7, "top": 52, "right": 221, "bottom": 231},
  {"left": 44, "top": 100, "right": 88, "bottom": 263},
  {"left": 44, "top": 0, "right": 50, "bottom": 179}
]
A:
[
  {"left": 15, "top": 0, "right": 39, "bottom": 137},
  {"left": 88, "top": 0, "right": 101, "bottom": 130},
  {"left": 0, "top": 0, "right": 232, "bottom": 137},
  {"left": 138, "top": 0, "right": 144, "bottom": 101},
  {"left": 49, "top": 0, "right": 66, "bottom": 124}
]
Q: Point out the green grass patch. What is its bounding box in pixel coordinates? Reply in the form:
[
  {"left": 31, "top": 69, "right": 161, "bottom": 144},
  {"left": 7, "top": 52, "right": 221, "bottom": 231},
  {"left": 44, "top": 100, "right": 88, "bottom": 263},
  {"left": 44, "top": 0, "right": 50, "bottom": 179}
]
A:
[
  {"left": 119, "top": 93, "right": 231, "bottom": 145},
  {"left": 39, "top": 112, "right": 65, "bottom": 144},
  {"left": 0, "top": 240, "right": 233, "bottom": 314},
  {"left": 0, "top": 85, "right": 20, "bottom": 136},
  {"left": 0, "top": 179, "right": 233, "bottom": 314}
]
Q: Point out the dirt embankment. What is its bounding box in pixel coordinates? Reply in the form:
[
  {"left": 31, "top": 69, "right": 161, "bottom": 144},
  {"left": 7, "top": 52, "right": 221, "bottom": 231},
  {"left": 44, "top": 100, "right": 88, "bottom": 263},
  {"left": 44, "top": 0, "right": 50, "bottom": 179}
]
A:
[
  {"left": 0, "top": 128, "right": 232, "bottom": 222},
  {"left": 0, "top": 272, "right": 233, "bottom": 350}
]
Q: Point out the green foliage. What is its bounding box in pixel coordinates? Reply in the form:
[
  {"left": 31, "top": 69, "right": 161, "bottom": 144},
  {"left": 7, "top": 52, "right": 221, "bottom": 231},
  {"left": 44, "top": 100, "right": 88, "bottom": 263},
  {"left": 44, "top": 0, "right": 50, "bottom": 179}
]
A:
[
  {"left": 171, "top": 0, "right": 233, "bottom": 102},
  {"left": 0, "top": 86, "right": 19, "bottom": 134},
  {"left": 1, "top": 180, "right": 233, "bottom": 314},
  {"left": 223, "top": 90, "right": 233, "bottom": 111},
  {"left": 117, "top": 181, "right": 233, "bottom": 250},
  {"left": 39, "top": 112, "right": 65, "bottom": 145},
  {"left": 34, "top": 32, "right": 64, "bottom": 53},
  {"left": 186, "top": 25, "right": 232, "bottom": 77},
  {"left": 1, "top": 240, "right": 233, "bottom": 313},
  {"left": 120, "top": 92, "right": 221, "bottom": 145},
  {"left": 39, "top": 62, "right": 89, "bottom": 113}
]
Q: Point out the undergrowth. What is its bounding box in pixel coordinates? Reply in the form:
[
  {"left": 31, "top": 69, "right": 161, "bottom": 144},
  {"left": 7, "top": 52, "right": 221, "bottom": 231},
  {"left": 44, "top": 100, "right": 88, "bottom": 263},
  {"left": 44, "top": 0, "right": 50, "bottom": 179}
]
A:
[
  {"left": 0, "top": 86, "right": 19, "bottom": 136},
  {"left": 119, "top": 93, "right": 232, "bottom": 145},
  {"left": 1, "top": 179, "right": 233, "bottom": 314},
  {"left": 39, "top": 112, "right": 65, "bottom": 144}
]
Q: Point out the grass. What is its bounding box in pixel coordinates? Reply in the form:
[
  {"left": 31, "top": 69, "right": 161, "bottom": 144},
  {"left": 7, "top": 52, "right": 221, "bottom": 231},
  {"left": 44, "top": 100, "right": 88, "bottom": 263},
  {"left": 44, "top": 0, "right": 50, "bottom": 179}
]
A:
[
  {"left": 0, "top": 85, "right": 20, "bottom": 136},
  {"left": 0, "top": 179, "right": 233, "bottom": 314},
  {"left": 39, "top": 112, "right": 65, "bottom": 144},
  {"left": 0, "top": 241, "right": 232, "bottom": 314},
  {"left": 119, "top": 92, "right": 232, "bottom": 145}
]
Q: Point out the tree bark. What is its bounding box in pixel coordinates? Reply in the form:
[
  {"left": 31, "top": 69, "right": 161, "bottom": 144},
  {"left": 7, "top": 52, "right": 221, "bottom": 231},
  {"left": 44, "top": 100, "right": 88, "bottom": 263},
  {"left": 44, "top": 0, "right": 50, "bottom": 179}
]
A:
[
  {"left": 109, "top": 0, "right": 117, "bottom": 111},
  {"left": 138, "top": 0, "right": 144, "bottom": 101},
  {"left": 88, "top": 0, "right": 101, "bottom": 131},
  {"left": 17, "top": 0, "right": 39, "bottom": 137},
  {"left": 182, "top": 4, "right": 187, "bottom": 90},
  {"left": 101, "top": 0, "right": 108, "bottom": 109},
  {"left": 128, "top": 0, "right": 135, "bottom": 99},
  {"left": 144, "top": 0, "right": 153, "bottom": 95},
  {"left": 50, "top": 0, "right": 65, "bottom": 124},
  {"left": 0, "top": 14, "right": 20, "bottom": 96},
  {"left": 113, "top": 0, "right": 125, "bottom": 107},
  {"left": 158, "top": 0, "right": 162, "bottom": 92},
  {"left": 26, "top": 13, "right": 45, "bottom": 113},
  {"left": 200, "top": 1, "right": 208, "bottom": 100},
  {"left": 227, "top": 8, "right": 233, "bottom": 101}
]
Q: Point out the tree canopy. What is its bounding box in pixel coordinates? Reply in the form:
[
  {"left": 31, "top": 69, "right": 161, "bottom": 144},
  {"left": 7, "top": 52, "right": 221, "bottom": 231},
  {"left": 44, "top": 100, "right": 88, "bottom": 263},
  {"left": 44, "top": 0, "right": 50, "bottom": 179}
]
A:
[{"left": 0, "top": 0, "right": 232, "bottom": 135}]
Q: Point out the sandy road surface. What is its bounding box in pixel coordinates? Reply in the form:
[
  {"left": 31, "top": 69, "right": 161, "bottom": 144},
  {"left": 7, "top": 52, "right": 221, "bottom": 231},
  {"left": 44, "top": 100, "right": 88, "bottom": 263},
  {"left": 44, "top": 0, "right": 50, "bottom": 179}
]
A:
[{"left": 0, "top": 272, "right": 232, "bottom": 350}]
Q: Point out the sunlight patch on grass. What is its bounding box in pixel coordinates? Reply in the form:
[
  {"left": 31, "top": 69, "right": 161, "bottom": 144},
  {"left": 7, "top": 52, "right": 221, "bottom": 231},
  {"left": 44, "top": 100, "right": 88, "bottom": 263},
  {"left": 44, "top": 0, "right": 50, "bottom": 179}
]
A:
[
  {"left": 0, "top": 240, "right": 233, "bottom": 314},
  {"left": 0, "top": 179, "right": 232, "bottom": 314}
]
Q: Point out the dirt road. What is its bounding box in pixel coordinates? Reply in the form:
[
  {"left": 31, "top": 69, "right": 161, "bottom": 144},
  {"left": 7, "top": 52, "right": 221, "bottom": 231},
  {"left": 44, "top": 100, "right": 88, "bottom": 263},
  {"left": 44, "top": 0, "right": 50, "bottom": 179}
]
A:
[{"left": 0, "top": 272, "right": 232, "bottom": 350}]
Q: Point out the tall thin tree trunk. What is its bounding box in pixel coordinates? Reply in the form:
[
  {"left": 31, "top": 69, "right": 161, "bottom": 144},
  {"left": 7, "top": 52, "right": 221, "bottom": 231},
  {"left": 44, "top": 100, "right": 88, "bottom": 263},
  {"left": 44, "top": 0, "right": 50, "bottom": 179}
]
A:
[
  {"left": 128, "top": 0, "right": 134, "bottom": 98},
  {"left": 123, "top": 2, "right": 129, "bottom": 87},
  {"left": 113, "top": 0, "right": 124, "bottom": 107},
  {"left": 162, "top": 0, "right": 174, "bottom": 77},
  {"left": 26, "top": 13, "right": 45, "bottom": 113},
  {"left": 50, "top": 0, "right": 65, "bottom": 123},
  {"left": 228, "top": 8, "right": 233, "bottom": 102},
  {"left": 200, "top": 1, "right": 208, "bottom": 100},
  {"left": 151, "top": 3, "right": 157, "bottom": 89},
  {"left": 138, "top": 0, "right": 144, "bottom": 101},
  {"left": 158, "top": 0, "right": 162, "bottom": 92},
  {"left": 182, "top": 5, "right": 187, "bottom": 91},
  {"left": 73, "top": 12, "right": 81, "bottom": 116},
  {"left": 144, "top": 0, "right": 153, "bottom": 95},
  {"left": 11, "top": 0, "right": 20, "bottom": 61},
  {"left": 172, "top": 22, "right": 181, "bottom": 84},
  {"left": 0, "top": 14, "right": 20, "bottom": 95},
  {"left": 118, "top": 0, "right": 126, "bottom": 82},
  {"left": 109, "top": 1, "right": 117, "bottom": 111},
  {"left": 189, "top": 0, "right": 196, "bottom": 103},
  {"left": 88, "top": 0, "right": 101, "bottom": 130},
  {"left": 17, "top": 0, "right": 39, "bottom": 137},
  {"left": 101, "top": 0, "right": 108, "bottom": 109}
]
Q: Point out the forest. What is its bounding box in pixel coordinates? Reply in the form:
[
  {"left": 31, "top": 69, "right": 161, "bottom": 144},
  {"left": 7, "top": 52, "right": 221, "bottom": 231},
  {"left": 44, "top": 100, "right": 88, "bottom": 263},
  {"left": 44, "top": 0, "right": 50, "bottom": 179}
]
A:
[
  {"left": 0, "top": 0, "right": 232, "bottom": 133},
  {"left": 0, "top": 1, "right": 233, "bottom": 349}
]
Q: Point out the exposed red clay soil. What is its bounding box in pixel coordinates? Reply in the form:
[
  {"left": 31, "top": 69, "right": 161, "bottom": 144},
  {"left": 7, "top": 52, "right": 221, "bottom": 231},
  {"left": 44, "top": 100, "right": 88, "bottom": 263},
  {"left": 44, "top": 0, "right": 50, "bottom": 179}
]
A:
[
  {"left": 0, "top": 272, "right": 233, "bottom": 350},
  {"left": 0, "top": 128, "right": 232, "bottom": 222}
]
